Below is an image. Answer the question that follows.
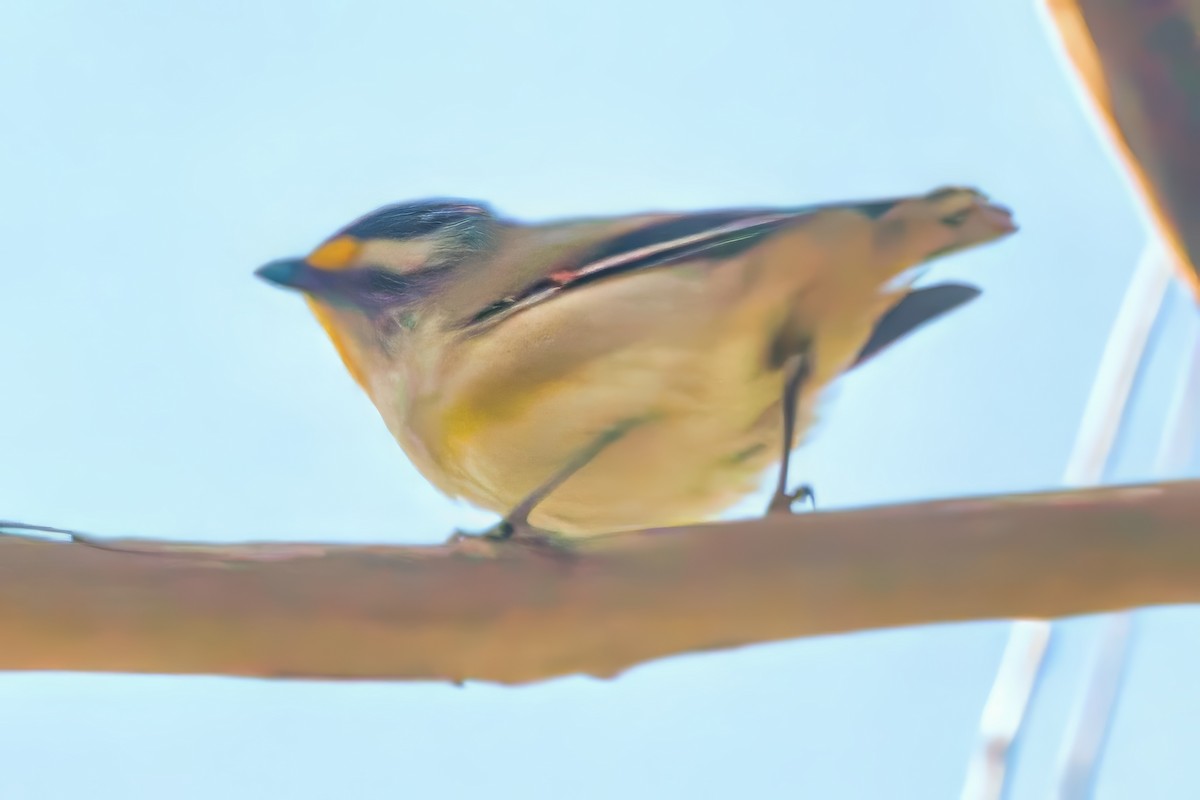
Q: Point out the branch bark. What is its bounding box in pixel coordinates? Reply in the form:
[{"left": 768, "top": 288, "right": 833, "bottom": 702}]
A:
[{"left": 2, "top": 480, "right": 1198, "bottom": 685}]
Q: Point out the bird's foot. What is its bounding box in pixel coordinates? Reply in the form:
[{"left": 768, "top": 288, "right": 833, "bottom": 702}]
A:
[
  {"left": 446, "top": 517, "right": 566, "bottom": 551},
  {"left": 766, "top": 483, "right": 817, "bottom": 515}
]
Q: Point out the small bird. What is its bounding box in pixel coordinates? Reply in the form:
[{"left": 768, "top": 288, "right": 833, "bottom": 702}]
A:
[{"left": 257, "top": 187, "right": 1015, "bottom": 539}]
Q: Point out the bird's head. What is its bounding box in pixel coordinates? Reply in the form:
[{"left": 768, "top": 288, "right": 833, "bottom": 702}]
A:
[{"left": 255, "top": 199, "right": 506, "bottom": 388}]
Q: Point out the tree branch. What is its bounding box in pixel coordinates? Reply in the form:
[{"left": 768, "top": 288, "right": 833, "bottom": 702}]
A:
[{"left": 2, "top": 480, "right": 1198, "bottom": 685}]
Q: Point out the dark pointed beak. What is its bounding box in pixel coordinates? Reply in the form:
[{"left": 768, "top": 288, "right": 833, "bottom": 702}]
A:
[
  {"left": 255, "top": 258, "right": 321, "bottom": 293},
  {"left": 255, "top": 255, "right": 444, "bottom": 315}
]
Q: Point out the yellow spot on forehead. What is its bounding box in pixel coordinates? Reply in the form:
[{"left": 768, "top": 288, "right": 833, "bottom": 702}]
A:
[{"left": 309, "top": 236, "right": 360, "bottom": 270}]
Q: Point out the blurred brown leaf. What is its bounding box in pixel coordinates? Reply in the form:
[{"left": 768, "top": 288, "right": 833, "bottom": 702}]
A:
[{"left": 1046, "top": 0, "right": 1200, "bottom": 300}]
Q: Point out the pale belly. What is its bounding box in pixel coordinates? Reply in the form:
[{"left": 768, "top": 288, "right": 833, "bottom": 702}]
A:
[
  {"left": 445, "top": 330, "right": 802, "bottom": 535},
  {"left": 378, "top": 217, "right": 907, "bottom": 536}
]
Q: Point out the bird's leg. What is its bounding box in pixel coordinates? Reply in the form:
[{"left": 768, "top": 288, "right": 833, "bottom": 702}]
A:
[
  {"left": 466, "top": 418, "right": 645, "bottom": 542},
  {"left": 766, "top": 352, "right": 817, "bottom": 515}
]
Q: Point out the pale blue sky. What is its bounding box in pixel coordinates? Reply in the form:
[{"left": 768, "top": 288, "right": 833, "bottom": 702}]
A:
[{"left": 1, "top": 0, "right": 1196, "bottom": 797}]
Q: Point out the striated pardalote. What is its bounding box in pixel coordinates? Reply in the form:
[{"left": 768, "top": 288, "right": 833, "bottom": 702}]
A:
[{"left": 257, "top": 187, "right": 1015, "bottom": 539}]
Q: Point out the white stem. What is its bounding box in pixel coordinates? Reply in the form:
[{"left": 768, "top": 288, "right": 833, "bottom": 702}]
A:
[
  {"left": 960, "top": 243, "right": 1172, "bottom": 800},
  {"left": 1055, "top": 285, "right": 1199, "bottom": 800}
]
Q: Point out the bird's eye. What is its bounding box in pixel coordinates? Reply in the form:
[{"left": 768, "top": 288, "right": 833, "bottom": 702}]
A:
[{"left": 361, "top": 269, "right": 414, "bottom": 307}]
